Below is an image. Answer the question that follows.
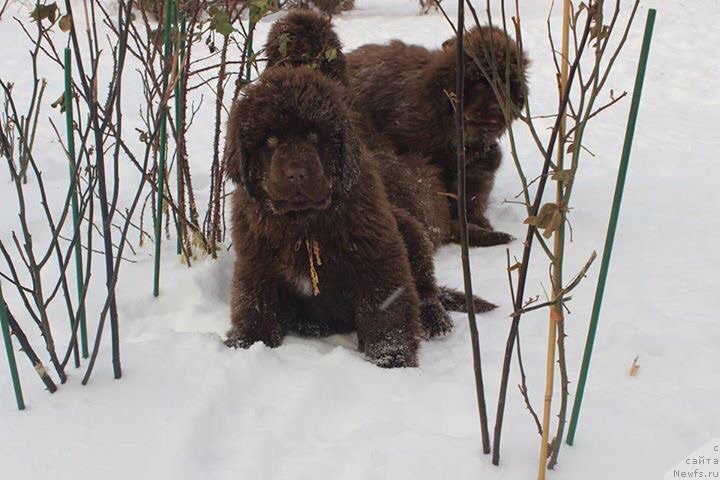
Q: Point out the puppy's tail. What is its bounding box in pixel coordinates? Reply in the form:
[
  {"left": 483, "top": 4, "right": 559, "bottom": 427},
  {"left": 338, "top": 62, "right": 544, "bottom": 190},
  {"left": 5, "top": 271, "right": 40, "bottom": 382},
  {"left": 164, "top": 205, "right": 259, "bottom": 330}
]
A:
[{"left": 438, "top": 286, "right": 497, "bottom": 313}]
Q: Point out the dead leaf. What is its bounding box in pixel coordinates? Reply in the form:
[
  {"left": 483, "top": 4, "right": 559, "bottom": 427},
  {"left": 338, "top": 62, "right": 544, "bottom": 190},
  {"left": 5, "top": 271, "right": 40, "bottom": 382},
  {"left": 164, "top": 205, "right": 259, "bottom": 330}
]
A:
[
  {"left": 50, "top": 93, "right": 65, "bottom": 113},
  {"left": 542, "top": 210, "right": 563, "bottom": 239},
  {"left": 524, "top": 202, "right": 557, "bottom": 227},
  {"left": 325, "top": 47, "right": 337, "bottom": 61},
  {"left": 59, "top": 14, "right": 72, "bottom": 32},
  {"left": 552, "top": 169, "right": 574, "bottom": 183},
  {"left": 30, "top": 2, "right": 58, "bottom": 23},
  {"left": 277, "top": 33, "right": 289, "bottom": 57}
]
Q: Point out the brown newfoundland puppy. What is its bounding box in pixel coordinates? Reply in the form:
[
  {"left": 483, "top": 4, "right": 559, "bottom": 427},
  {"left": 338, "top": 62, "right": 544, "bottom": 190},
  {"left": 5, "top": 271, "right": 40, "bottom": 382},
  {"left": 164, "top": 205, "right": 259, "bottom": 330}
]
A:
[
  {"left": 263, "top": 10, "right": 447, "bottom": 251},
  {"left": 264, "top": 9, "right": 346, "bottom": 82},
  {"left": 223, "top": 66, "right": 464, "bottom": 367},
  {"left": 260, "top": 10, "right": 497, "bottom": 316},
  {"left": 346, "top": 27, "right": 529, "bottom": 247}
]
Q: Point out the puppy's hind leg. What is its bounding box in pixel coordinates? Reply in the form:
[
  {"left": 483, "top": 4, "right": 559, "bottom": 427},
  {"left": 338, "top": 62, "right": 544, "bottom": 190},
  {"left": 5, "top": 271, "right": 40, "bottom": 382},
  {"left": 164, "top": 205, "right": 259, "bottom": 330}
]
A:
[
  {"left": 437, "top": 286, "right": 497, "bottom": 313},
  {"left": 450, "top": 220, "right": 514, "bottom": 247},
  {"left": 393, "top": 207, "right": 453, "bottom": 339}
]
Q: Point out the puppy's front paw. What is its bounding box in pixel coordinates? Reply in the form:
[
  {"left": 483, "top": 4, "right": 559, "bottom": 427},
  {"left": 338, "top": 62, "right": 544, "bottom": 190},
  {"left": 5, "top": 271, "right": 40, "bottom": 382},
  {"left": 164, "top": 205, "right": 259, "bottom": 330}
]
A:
[
  {"left": 365, "top": 333, "right": 419, "bottom": 368},
  {"left": 224, "top": 324, "right": 283, "bottom": 349},
  {"left": 420, "top": 299, "right": 453, "bottom": 339}
]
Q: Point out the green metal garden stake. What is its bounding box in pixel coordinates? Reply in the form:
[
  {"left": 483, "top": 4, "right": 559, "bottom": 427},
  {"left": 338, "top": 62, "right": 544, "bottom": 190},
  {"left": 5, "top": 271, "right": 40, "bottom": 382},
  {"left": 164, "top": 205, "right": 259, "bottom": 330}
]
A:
[
  {"left": 246, "top": 15, "right": 254, "bottom": 82},
  {"left": 154, "top": 0, "right": 174, "bottom": 297},
  {"left": 566, "top": 8, "right": 656, "bottom": 446},
  {"left": 0, "top": 283, "right": 25, "bottom": 410},
  {"left": 64, "top": 47, "right": 88, "bottom": 360}
]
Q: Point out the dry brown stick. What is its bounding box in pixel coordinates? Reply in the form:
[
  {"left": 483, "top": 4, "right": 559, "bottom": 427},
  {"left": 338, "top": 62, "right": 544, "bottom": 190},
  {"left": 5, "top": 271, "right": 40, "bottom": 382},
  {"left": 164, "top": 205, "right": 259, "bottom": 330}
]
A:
[
  {"left": 455, "top": 0, "right": 491, "bottom": 455},
  {"left": 0, "top": 0, "right": 11, "bottom": 19}
]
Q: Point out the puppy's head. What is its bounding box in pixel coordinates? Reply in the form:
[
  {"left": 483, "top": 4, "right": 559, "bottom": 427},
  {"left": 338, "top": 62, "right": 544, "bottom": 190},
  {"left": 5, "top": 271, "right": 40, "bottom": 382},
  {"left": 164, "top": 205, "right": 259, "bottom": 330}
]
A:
[
  {"left": 431, "top": 26, "right": 529, "bottom": 146},
  {"left": 264, "top": 9, "right": 346, "bottom": 83},
  {"left": 225, "top": 67, "right": 361, "bottom": 216}
]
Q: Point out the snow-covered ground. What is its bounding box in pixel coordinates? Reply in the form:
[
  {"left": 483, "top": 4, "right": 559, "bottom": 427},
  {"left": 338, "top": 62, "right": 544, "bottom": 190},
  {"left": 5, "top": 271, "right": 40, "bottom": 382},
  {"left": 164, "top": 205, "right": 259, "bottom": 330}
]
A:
[{"left": 2, "top": 1, "right": 719, "bottom": 479}]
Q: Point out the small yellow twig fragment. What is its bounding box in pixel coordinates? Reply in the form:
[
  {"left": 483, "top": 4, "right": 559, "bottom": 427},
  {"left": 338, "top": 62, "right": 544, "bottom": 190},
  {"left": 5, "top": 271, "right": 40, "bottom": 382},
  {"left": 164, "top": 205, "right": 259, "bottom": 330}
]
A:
[
  {"left": 629, "top": 356, "right": 640, "bottom": 377},
  {"left": 305, "top": 239, "right": 321, "bottom": 296},
  {"left": 34, "top": 362, "right": 47, "bottom": 377}
]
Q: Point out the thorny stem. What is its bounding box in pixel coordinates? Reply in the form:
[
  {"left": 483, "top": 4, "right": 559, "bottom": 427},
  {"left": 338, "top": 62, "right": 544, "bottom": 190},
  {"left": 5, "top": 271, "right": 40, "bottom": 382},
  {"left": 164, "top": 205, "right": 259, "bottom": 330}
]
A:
[
  {"left": 204, "top": 34, "right": 230, "bottom": 257},
  {"left": 492, "top": 7, "right": 595, "bottom": 466},
  {"left": 3, "top": 300, "right": 58, "bottom": 393}
]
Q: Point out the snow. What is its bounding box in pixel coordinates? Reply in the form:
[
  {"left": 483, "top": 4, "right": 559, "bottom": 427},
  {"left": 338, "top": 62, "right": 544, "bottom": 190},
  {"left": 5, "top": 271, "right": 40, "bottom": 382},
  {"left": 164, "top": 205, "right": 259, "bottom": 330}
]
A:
[{"left": 2, "top": 1, "right": 720, "bottom": 479}]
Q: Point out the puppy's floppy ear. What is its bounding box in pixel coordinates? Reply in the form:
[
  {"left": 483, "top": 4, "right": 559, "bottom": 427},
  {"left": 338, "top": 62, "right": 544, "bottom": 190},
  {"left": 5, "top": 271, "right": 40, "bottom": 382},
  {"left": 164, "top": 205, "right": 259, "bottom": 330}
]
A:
[
  {"left": 337, "top": 120, "right": 361, "bottom": 193},
  {"left": 223, "top": 118, "right": 257, "bottom": 200},
  {"left": 424, "top": 53, "right": 457, "bottom": 113}
]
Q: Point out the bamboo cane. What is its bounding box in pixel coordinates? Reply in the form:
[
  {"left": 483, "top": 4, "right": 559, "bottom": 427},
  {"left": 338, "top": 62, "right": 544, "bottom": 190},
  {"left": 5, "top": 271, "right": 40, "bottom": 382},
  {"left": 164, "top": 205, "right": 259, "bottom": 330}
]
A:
[
  {"left": 548, "top": 0, "right": 572, "bottom": 468},
  {"left": 538, "top": 1, "right": 571, "bottom": 477},
  {"left": 566, "top": 8, "right": 657, "bottom": 447},
  {"left": 153, "top": 0, "right": 174, "bottom": 297},
  {"left": 456, "top": 0, "right": 491, "bottom": 454},
  {"left": 0, "top": 282, "right": 25, "bottom": 410},
  {"left": 64, "top": 47, "right": 88, "bottom": 361}
]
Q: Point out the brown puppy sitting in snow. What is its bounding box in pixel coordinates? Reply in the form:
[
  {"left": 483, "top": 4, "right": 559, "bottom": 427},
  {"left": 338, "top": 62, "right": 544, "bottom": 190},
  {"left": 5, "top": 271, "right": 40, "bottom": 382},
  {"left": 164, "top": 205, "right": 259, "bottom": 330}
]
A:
[
  {"left": 346, "top": 27, "right": 529, "bottom": 247},
  {"left": 257, "top": 10, "right": 498, "bottom": 336},
  {"left": 261, "top": 10, "right": 498, "bottom": 309},
  {"left": 224, "top": 66, "right": 460, "bottom": 367}
]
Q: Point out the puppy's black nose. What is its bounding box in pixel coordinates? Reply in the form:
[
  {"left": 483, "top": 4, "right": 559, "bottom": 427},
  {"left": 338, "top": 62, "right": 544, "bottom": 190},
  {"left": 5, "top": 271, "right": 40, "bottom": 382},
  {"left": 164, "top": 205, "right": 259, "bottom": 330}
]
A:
[{"left": 284, "top": 166, "right": 307, "bottom": 183}]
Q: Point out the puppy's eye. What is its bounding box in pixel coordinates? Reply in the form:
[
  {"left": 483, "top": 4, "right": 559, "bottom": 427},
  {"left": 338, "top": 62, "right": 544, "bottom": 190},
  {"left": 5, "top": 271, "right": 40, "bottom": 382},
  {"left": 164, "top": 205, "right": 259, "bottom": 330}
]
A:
[
  {"left": 266, "top": 135, "right": 279, "bottom": 148},
  {"left": 307, "top": 131, "right": 319, "bottom": 143}
]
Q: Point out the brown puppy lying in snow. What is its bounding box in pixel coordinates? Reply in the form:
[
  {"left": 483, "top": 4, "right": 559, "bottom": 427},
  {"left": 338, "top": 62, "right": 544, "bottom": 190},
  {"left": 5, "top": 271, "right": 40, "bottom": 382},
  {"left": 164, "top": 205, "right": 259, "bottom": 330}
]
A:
[
  {"left": 223, "top": 66, "right": 460, "bottom": 367},
  {"left": 346, "top": 27, "right": 529, "bottom": 247}
]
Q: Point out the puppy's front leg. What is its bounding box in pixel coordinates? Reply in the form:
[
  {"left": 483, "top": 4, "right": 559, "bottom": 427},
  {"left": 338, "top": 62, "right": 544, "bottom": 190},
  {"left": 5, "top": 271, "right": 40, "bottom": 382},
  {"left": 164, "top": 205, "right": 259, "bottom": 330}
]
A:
[
  {"left": 354, "top": 262, "right": 422, "bottom": 368},
  {"left": 392, "top": 207, "right": 452, "bottom": 338},
  {"left": 463, "top": 161, "right": 514, "bottom": 246},
  {"left": 226, "top": 263, "right": 290, "bottom": 349}
]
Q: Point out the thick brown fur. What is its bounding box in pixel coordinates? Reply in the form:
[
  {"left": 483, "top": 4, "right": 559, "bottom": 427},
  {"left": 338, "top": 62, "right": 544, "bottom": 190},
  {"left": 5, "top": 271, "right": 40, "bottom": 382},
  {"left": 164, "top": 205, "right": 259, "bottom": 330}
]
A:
[
  {"left": 265, "top": 9, "right": 346, "bottom": 82},
  {"left": 284, "top": 0, "right": 355, "bottom": 15},
  {"left": 347, "top": 26, "right": 529, "bottom": 247},
  {"left": 224, "top": 66, "right": 471, "bottom": 367},
  {"left": 260, "top": 10, "right": 496, "bottom": 316}
]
